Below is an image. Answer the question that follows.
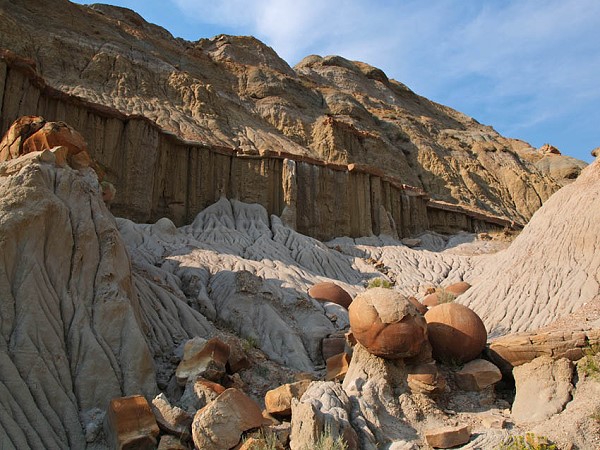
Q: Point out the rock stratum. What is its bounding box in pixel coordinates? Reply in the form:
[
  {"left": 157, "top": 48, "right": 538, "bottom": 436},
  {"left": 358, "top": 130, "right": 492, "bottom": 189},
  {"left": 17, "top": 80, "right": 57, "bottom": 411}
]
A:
[{"left": 0, "top": 0, "right": 587, "bottom": 240}]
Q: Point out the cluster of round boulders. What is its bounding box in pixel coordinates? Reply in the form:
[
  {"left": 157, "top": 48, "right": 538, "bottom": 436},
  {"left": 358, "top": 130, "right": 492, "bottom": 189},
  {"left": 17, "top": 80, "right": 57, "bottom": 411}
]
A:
[
  {"left": 424, "top": 303, "right": 487, "bottom": 364},
  {"left": 348, "top": 287, "right": 428, "bottom": 359},
  {"left": 308, "top": 282, "right": 353, "bottom": 309}
]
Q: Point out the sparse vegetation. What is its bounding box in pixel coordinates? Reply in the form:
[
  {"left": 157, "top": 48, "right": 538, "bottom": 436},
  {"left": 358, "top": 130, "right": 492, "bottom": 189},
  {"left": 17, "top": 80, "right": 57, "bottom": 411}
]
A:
[
  {"left": 306, "top": 424, "right": 348, "bottom": 450},
  {"left": 366, "top": 278, "right": 393, "bottom": 289},
  {"left": 254, "top": 365, "right": 270, "bottom": 378},
  {"left": 242, "top": 429, "right": 279, "bottom": 450},
  {"left": 497, "top": 433, "right": 557, "bottom": 450},
  {"left": 580, "top": 344, "right": 600, "bottom": 379},
  {"left": 243, "top": 335, "right": 259, "bottom": 352},
  {"left": 435, "top": 288, "right": 456, "bottom": 304}
]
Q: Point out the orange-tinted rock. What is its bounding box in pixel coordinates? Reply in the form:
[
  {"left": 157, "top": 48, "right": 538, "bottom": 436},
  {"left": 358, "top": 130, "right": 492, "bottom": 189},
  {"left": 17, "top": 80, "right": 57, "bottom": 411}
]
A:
[
  {"left": 265, "top": 380, "right": 312, "bottom": 416},
  {"left": 348, "top": 288, "right": 428, "bottom": 359},
  {"left": 191, "top": 388, "right": 263, "bottom": 450},
  {"left": 326, "top": 352, "right": 351, "bottom": 381},
  {"left": 425, "top": 425, "right": 471, "bottom": 448},
  {"left": 444, "top": 281, "right": 471, "bottom": 296},
  {"left": 407, "top": 362, "right": 446, "bottom": 396},
  {"left": 102, "top": 181, "right": 117, "bottom": 204},
  {"left": 22, "top": 121, "right": 88, "bottom": 157},
  {"left": 425, "top": 303, "right": 487, "bottom": 364},
  {"left": 407, "top": 296, "right": 428, "bottom": 314},
  {"left": 176, "top": 337, "right": 230, "bottom": 385},
  {"left": 0, "top": 115, "right": 46, "bottom": 161},
  {"left": 308, "top": 282, "right": 353, "bottom": 309},
  {"left": 104, "top": 395, "right": 160, "bottom": 450},
  {"left": 157, "top": 435, "right": 188, "bottom": 450},
  {"left": 422, "top": 293, "right": 439, "bottom": 307}
]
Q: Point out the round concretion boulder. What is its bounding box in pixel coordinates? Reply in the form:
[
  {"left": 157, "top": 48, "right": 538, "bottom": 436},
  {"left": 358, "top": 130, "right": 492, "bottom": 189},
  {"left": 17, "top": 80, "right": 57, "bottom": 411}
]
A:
[
  {"left": 349, "top": 287, "right": 428, "bottom": 359},
  {"left": 424, "top": 303, "right": 487, "bottom": 364},
  {"left": 308, "top": 282, "right": 353, "bottom": 309},
  {"left": 444, "top": 281, "right": 471, "bottom": 296}
]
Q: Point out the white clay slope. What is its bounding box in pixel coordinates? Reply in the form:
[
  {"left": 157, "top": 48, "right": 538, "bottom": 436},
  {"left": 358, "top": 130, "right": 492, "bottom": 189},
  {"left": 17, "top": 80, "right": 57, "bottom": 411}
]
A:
[{"left": 460, "top": 158, "right": 600, "bottom": 336}]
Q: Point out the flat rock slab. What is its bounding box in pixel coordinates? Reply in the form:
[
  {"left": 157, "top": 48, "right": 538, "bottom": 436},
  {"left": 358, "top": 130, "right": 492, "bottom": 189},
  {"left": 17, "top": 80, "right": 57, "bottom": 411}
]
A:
[
  {"left": 455, "top": 358, "right": 502, "bottom": 391},
  {"left": 425, "top": 425, "right": 471, "bottom": 448},
  {"left": 511, "top": 356, "right": 573, "bottom": 424}
]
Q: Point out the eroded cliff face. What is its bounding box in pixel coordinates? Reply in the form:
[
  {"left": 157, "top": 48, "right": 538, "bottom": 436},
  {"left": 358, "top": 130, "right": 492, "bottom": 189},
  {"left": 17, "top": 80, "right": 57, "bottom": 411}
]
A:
[{"left": 0, "top": 0, "right": 574, "bottom": 229}]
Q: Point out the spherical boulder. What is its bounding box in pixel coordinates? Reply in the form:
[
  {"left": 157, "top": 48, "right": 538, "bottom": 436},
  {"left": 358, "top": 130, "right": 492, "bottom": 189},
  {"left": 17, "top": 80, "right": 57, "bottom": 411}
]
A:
[
  {"left": 444, "top": 281, "right": 471, "bottom": 296},
  {"left": 308, "top": 282, "right": 353, "bottom": 309},
  {"left": 348, "top": 287, "right": 428, "bottom": 359},
  {"left": 424, "top": 303, "right": 487, "bottom": 364}
]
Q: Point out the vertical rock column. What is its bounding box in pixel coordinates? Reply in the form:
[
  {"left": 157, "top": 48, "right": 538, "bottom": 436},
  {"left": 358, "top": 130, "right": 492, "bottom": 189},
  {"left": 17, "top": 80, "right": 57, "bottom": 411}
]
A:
[{"left": 281, "top": 158, "right": 298, "bottom": 230}]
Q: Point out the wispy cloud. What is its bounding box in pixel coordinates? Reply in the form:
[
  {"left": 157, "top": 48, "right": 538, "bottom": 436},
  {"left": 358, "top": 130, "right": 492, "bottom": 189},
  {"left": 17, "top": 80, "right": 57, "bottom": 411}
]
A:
[{"left": 173, "top": 0, "right": 600, "bottom": 159}]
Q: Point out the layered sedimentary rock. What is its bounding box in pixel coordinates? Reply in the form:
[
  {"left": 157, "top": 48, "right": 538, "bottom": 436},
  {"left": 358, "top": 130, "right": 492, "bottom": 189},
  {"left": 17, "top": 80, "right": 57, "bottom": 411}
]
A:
[{"left": 0, "top": 0, "right": 573, "bottom": 240}]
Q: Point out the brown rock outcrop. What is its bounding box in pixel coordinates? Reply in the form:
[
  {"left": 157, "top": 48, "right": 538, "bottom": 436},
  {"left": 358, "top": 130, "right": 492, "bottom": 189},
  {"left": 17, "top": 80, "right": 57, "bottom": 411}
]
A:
[
  {"left": 191, "top": 388, "right": 263, "bottom": 450},
  {"left": 349, "top": 288, "right": 428, "bottom": 359},
  {"left": 104, "top": 395, "right": 160, "bottom": 450},
  {"left": 425, "top": 303, "right": 487, "bottom": 363},
  {"left": 326, "top": 352, "right": 352, "bottom": 382},
  {"left": 309, "top": 282, "right": 353, "bottom": 309}
]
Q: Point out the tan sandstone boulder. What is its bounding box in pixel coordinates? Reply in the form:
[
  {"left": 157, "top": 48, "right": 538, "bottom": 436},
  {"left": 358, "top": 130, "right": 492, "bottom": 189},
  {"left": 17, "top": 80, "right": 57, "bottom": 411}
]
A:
[
  {"left": 425, "top": 425, "right": 471, "bottom": 448},
  {"left": 265, "top": 380, "right": 312, "bottom": 416},
  {"left": 104, "top": 395, "right": 160, "bottom": 450},
  {"left": 151, "top": 393, "right": 192, "bottom": 440},
  {"left": 179, "top": 377, "right": 227, "bottom": 414},
  {"left": 326, "top": 352, "right": 351, "bottom": 382},
  {"left": 454, "top": 359, "right": 502, "bottom": 391},
  {"left": 349, "top": 287, "right": 428, "bottom": 359},
  {"left": 425, "top": 303, "right": 487, "bottom": 364},
  {"left": 309, "top": 282, "right": 353, "bottom": 309},
  {"left": 407, "top": 362, "right": 446, "bottom": 396},
  {"left": 191, "top": 388, "right": 263, "bottom": 450},
  {"left": 176, "top": 337, "right": 230, "bottom": 385}
]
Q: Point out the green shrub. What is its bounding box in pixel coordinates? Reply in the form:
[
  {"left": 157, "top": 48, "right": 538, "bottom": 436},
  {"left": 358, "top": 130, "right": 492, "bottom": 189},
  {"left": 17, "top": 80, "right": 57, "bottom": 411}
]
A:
[
  {"left": 497, "top": 433, "right": 557, "bottom": 450},
  {"left": 243, "top": 335, "right": 259, "bottom": 352},
  {"left": 366, "top": 278, "right": 393, "bottom": 289}
]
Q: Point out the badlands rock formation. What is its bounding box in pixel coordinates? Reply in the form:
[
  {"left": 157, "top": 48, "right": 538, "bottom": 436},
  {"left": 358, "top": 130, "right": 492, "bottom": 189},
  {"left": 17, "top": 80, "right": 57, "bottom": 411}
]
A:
[
  {"left": 0, "top": 0, "right": 582, "bottom": 238},
  {"left": 460, "top": 158, "right": 600, "bottom": 336}
]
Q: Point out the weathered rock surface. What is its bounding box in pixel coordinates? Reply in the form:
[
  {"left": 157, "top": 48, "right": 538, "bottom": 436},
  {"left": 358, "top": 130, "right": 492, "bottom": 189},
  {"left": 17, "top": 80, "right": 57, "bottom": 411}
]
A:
[
  {"left": 511, "top": 356, "right": 573, "bottom": 424},
  {"left": 349, "top": 288, "right": 428, "bottom": 359},
  {"left": 461, "top": 158, "right": 600, "bottom": 336},
  {"left": 0, "top": 0, "right": 572, "bottom": 237},
  {"left": 454, "top": 359, "right": 502, "bottom": 391},
  {"left": 104, "top": 396, "right": 160, "bottom": 450},
  {"left": 425, "top": 303, "right": 487, "bottom": 363},
  {"left": 424, "top": 425, "right": 471, "bottom": 448},
  {"left": 175, "top": 337, "right": 230, "bottom": 385},
  {"left": 290, "top": 382, "right": 359, "bottom": 450},
  {"left": 178, "top": 378, "right": 226, "bottom": 415},
  {"left": 191, "top": 388, "right": 263, "bottom": 450},
  {"left": 151, "top": 393, "right": 192, "bottom": 440},
  {"left": 265, "top": 380, "right": 312, "bottom": 416},
  {"left": 326, "top": 352, "right": 352, "bottom": 382}
]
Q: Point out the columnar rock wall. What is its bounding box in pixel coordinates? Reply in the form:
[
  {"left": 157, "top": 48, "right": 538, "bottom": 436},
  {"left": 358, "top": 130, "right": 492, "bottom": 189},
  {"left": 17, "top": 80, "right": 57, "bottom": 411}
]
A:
[{"left": 0, "top": 53, "right": 513, "bottom": 240}]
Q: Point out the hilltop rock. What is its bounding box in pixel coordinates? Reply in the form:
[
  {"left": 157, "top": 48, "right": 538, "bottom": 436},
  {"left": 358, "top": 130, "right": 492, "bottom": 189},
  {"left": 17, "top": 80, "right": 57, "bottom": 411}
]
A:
[{"left": 0, "top": 0, "right": 567, "bottom": 230}]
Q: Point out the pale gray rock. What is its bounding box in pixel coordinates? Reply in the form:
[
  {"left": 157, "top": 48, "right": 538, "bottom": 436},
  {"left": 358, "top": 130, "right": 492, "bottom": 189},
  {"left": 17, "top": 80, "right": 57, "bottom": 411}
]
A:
[{"left": 512, "top": 356, "right": 573, "bottom": 424}]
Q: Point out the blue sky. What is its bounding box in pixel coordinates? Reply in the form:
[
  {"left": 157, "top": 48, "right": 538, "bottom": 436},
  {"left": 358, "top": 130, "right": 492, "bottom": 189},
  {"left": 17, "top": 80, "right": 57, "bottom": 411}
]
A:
[{"left": 72, "top": 0, "right": 599, "bottom": 162}]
